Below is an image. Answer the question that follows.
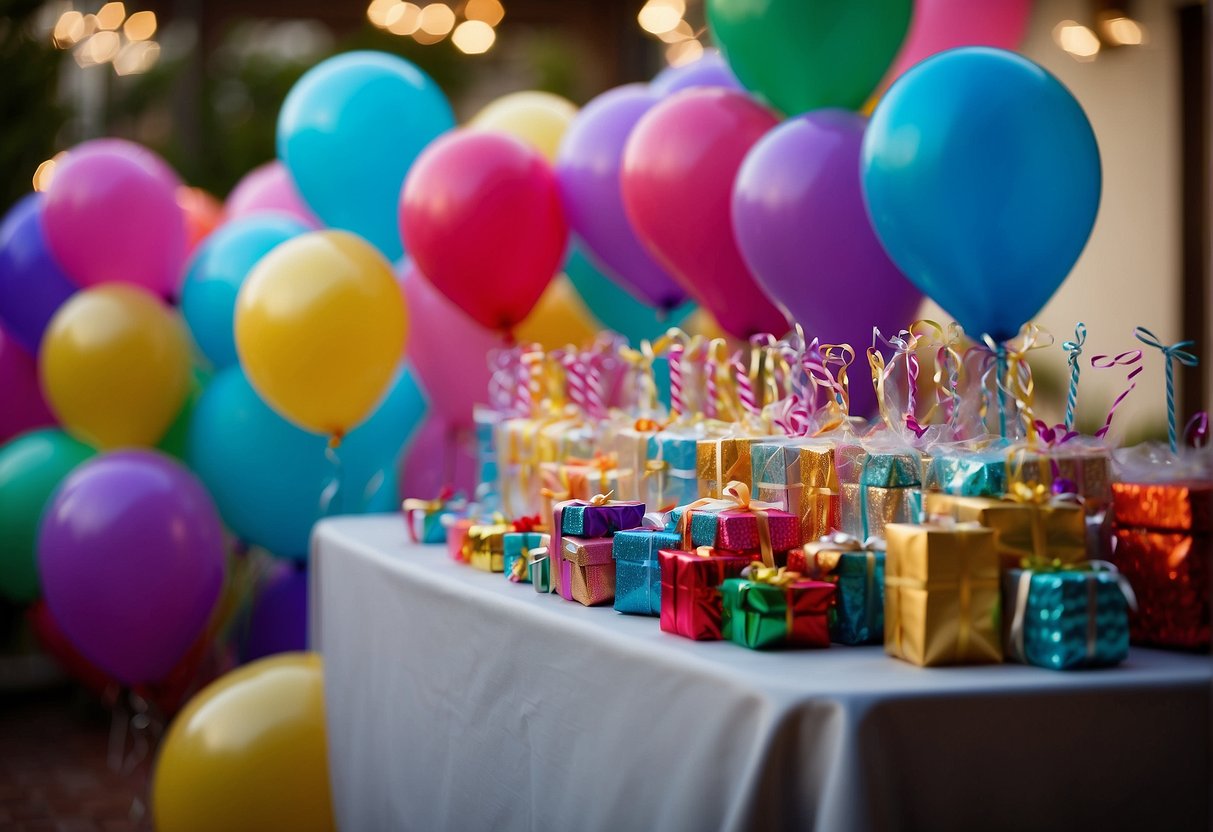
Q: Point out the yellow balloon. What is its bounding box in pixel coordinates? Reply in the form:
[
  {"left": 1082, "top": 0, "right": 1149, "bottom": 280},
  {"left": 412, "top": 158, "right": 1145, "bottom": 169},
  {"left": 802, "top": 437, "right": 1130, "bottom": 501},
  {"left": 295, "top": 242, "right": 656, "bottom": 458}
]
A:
[
  {"left": 152, "top": 652, "right": 335, "bottom": 832},
  {"left": 514, "top": 276, "right": 600, "bottom": 350},
  {"left": 469, "top": 91, "right": 578, "bottom": 163},
  {"left": 235, "top": 230, "right": 406, "bottom": 438},
  {"left": 40, "top": 285, "right": 190, "bottom": 449}
]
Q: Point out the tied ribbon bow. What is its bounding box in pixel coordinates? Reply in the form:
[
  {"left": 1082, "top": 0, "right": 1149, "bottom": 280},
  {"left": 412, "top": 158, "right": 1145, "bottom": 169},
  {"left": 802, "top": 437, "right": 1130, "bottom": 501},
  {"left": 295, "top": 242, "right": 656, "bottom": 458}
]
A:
[
  {"left": 633, "top": 418, "right": 664, "bottom": 432},
  {"left": 565, "top": 452, "right": 618, "bottom": 496},
  {"left": 588, "top": 491, "right": 615, "bottom": 506},
  {"left": 741, "top": 562, "right": 802, "bottom": 587},
  {"left": 678, "top": 481, "right": 781, "bottom": 567},
  {"left": 511, "top": 515, "right": 543, "bottom": 534},
  {"left": 1008, "top": 560, "right": 1138, "bottom": 664},
  {"left": 1135, "top": 326, "right": 1199, "bottom": 453}
]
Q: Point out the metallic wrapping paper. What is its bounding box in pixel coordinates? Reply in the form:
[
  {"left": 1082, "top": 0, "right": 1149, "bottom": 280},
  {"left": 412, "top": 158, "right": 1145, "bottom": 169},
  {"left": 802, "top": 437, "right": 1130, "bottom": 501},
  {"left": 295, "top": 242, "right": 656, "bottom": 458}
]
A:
[
  {"left": 559, "top": 536, "right": 616, "bottom": 606},
  {"left": 613, "top": 529, "right": 681, "bottom": 616},
  {"left": 1002, "top": 568, "right": 1129, "bottom": 669},
  {"left": 884, "top": 523, "right": 1002, "bottom": 667},
  {"left": 1111, "top": 481, "right": 1212, "bottom": 533},
  {"left": 839, "top": 482, "right": 921, "bottom": 541},
  {"left": 1112, "top": 527, "right": 1210, "bottom": 649},
  {"left": 446, "top": 518, "right": 474, "bottom": 563},
  {"left": 924, "top": 451, "right": 1009, "bottom": 498},
  {"left": 466, "top": 522, "right": 509, "bottom": 572},
  {"left": 612, "top": 427, "right": 657, "bottom": 503},
  {"left": 503, "top": 532, "right": 548, "bottom": 584},
  {"left": 923, "top": 493, "right": 1087, "bottom": 571},
  {"left": 1025, "top": 449, "right": 1112, "bottom": 513},
  {"left": 720, "top": 578, "right": 834, "bottom": 649},
  {"left": 646, "top": 433, "right": 701, "bottom": 510},
  {"left": 751, "top": 442, "right": 841, "bottom": 543},
  {"left": 834, "top": 445, "right": 923, "bottom": 489},
  {"left": 530, "top": 550, "right": 552, "bottom": 594},
  {"left": 659, "top": 548, "right": 752, "bottom": 640},
  {"left": 668, "top": 506, "right": 801, "bottom": 554},
  {"left": 696, "top": 437, "right": 764, "bottom": 498},
  {"left": 557, "top": 500, "right": 646, "bottom": 537},
  {"left": 793, "top": 542, "right": 886, "bottom": 646}
]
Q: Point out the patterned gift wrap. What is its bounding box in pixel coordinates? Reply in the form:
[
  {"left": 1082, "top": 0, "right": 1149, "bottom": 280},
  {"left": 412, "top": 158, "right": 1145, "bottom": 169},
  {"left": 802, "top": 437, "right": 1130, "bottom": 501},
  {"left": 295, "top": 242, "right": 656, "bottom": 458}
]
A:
[
  {"left": 1003, "top": 566, "right": 1131, "bottom": 669},
  {"left": 924, "top": 492, "right": 1087, "bottom": 571},
  {"left": 558, "top": 535, "right": 616, "bottom": 606},
  {"left": 720, "top": 568, "right": 834, "bottom": 649},
  {"left": 466, "top": 522, "right": 510, "bottom": 572},
  {"left": 1022, "top": 447, "right": 1112, "bottom": 513},
  {"left": 697, "top": 436, "right": 765, "bottom": 498},
  {"left": 795, "top": 536, "right": 885, "bottom": 646},
  {"left": 659, "top": 548, "right": 752, "bottom": 640},
  {"left": 884, "top": 523, "right": 1002, "bottom": 667},
  {"left": 503, "top": 531, "right": 549, "bottom": 584},
  {"left": 646, "top": 433, "right": 703, "bottom": 510},
  {"left": 1110, "top": 481, "right": 1211, "bottom": 649},
  {"left": 835, "top": 446, "right": 923, "bottom": 541},
  {"left": 613, "top": 528, "right": 681, "bottom": 615},
  {"left": 751, "top": 441, "right": 841, "bottom": 543}
]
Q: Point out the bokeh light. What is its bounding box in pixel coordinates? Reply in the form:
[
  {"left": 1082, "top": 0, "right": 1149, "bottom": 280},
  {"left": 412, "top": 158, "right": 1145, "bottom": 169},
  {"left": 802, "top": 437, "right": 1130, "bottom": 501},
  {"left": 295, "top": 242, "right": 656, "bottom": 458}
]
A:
[
  {"left": 638, "top": 0, "right": 685, "bottom": 36},
  {"left": 95, "top": 2, "right": 126, "bottom": 31},
  {"left": 464, "top": 0, "right": 505, "bottom": 27},
  {"left": 452, "top": 19, "right": 495, "bottom": 55},
  {"left": 123, "top": 10, "right": 157, "bottom": 41}
]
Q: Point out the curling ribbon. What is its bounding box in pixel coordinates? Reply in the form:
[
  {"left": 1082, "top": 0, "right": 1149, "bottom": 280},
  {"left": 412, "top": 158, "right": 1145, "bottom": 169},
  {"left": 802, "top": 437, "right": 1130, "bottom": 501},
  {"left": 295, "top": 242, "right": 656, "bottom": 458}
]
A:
[
  {"left": 1062, "top": 323, "right": 1087, "bottom": 430},
  {"left": 1134, "top": 326, "right": 1199, "bottom": 453},
  {"left": 814, "top": 343, "right": 854, "bottom": 435},
  {"left": 1089, "top": 347, "right": 1142, "bottom": 440},
  {"left": 971, "top": 324, "right": 1053, "bottom": 441},
  {"left": 1186, "top": 412, "right": 1209, "bottom": 448}
]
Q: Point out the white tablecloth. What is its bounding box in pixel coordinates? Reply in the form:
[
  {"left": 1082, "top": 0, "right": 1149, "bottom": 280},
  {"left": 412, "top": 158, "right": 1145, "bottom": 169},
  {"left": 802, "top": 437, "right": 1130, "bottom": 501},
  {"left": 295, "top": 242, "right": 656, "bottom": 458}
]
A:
[{"left": 312, "top": 516, "right": 1212, "bottom": 832}]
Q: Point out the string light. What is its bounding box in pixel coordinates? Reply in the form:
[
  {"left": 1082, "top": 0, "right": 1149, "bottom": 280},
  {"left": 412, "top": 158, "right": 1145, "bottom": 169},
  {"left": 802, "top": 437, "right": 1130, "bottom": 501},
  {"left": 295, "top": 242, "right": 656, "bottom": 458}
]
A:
[
  {"left": 387, "top": 3, "right": 421, "bottom": 35},
  {"left": 452, "top": 19, "right": 495, "bottom": 54},
  {"left": 638, "top": 0, "right": 685, "bottom": 36},
  {"left": 95, "top": 2, "right": 126, "bottom": 31},
  {"left": 464, "top": 0, "right": 504, "bottom": 27},
  {"left": 1053, "top": 20, "right": 1100, "bottom": 61}
]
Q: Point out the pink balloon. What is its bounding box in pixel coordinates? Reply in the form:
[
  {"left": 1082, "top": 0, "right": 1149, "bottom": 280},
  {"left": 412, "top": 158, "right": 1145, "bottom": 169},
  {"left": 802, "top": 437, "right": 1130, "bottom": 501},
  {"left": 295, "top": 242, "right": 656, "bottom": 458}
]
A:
[
  {"left": 43, "top": 139, "right": 186, "bottom": 297},
  {"left": 400, "top": 262, "right": 497, "bottom": 429},
  {"left": 883, "top": 0, "right": 1032, "bottom": 84},
  {"left": 398, "top": 414, "right": 478, "bottom": 500},
  {"left": 622, "top": 89, "right": 788, "bottom": 339},
  {"left": 0, "top": 326, "right": 55, "bottom": 443},
  {"left": 224, "top": 161, "right": 322, "bottom": 229}
]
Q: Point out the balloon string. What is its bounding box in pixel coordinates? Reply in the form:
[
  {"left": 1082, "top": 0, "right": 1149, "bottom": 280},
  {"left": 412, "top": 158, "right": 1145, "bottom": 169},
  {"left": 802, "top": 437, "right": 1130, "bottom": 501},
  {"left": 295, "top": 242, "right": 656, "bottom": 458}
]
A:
[{"left": 320, "top": 443, "right": 344, "bottom": 518}]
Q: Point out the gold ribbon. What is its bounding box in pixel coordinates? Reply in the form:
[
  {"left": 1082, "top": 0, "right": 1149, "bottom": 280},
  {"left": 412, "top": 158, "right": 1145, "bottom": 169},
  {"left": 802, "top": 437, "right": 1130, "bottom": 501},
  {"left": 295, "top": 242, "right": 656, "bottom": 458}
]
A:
[
  {"left": 677, "top": 480, "right": 780, "bottom": 567},
  {"left": 812, "top": 343, "right": 855, "bottom": 435},
  {"left": 742, "top": 562, "right": 802, "bottom": 587},
  {"left": 564, "top": 452, "right": 617, "bottom": 496}
]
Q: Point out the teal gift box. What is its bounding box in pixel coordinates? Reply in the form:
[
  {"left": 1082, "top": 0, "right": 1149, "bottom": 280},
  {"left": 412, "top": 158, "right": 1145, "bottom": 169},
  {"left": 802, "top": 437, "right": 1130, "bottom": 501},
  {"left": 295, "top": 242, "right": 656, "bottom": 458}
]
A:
[
  {"left": 503, "top": 531, "right": 548, "bottom": 584},
  {"left": 646, "top": 433, "right": 700, "bottom": 510},
  {"left": 924, "top": 448, "right": 1008, "bottom": 498},
  {"left": 835, "top": 445, "right": 923, "bottom": 540},
  {"left": 793, "top": 536, "right": 885, "bottom": 645},
  {"left": 613, "top": 528, "right": 681, "bottom": 615},
  {"left": 1003, "top": 566, "right": 1132, "bottom": 670}
]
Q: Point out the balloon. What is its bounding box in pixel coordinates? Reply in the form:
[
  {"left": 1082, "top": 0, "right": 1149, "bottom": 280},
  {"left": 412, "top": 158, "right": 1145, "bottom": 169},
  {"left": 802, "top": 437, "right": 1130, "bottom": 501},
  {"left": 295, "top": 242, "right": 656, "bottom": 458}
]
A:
[
  {"left": 707, "top": 0, "right": 911, "bottom": 116},
  {"left": 156, "top": 366, "right": 210, "bottom": 463},
  {"left": 38, "top": 450, "right": 225, "bottom": 684},
  {"left": 732, "top": 109, "right": 922, "bottom": 416},
  {"left": 400, "top": 131, "right": 567, "bottom": 333},
  {"left": 224, "top": 161, "right": 321, "bottom": 228},
  {"left": 398, "top": 414, "right": 478, "bottom": 501},
  {"left": 862, "top": 48, "right": 1101, "bottom": 342},
  {"left": 514, "top": 277, "right": 600, "bottom": 351},
  {"left": 277, "top": 51, "right": 455, "bottom": 261},
  {"left": 181, "top": 215, "right": 310, "bottom": 369},
  {"left": 621, "top": 88, "right": 787, "bottom": 339},
  {"left": 555, "top": 84, "right": 688, "bottom": 311},
  {"left": 241, "top": 566, "right": 308, "bottom": 662},
  {"left": 650, "top": 49, "right": 741, "bottom": 96},
  {"left": 42, "top": 138, "right": 186, "bottom": 296},
  {"left": 470, "top": 90, "right": 578, "bottom": 163},
  {"left": 188, "top": 367, "right": 426, "bottom": 559},
  {"left": 0, "top": 327, "right": 55, "bottom": 443},
  {"left": 0, "top": 429, "right": 94, "bottom": 602},
  {"left": 235, "top": 230, "right": 406, "bottom": 438},
  {"left": 563, "top": 246, "right": 695, "bottom": 345},
  {"left": 28, "top": 601, "right": 117, "bottom": 698},
  {"left": 152, "top": 653, "right": 334, "bottom": 832},
  {"left": 178, "top": 186, "right": 224, "bottom": 255},
  {"left": 0, "top": 194, "right": 77, "bottom": 352},
  {"left": 40, "top": 285, "right": 191, "bottom": 449}
]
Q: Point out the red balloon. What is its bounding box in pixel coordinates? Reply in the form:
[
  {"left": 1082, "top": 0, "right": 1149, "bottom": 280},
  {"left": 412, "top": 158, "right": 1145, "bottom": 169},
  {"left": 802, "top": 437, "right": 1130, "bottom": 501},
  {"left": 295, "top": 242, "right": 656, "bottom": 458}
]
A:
[
  {"left": 177, "top": 186, "right": 224, "bottom": 256},
  {"left": 621, "top": 88, "right": 788, "bottom": 339},
  {"left": 399, "top": 130, "right": 567, "bottom": 333}
]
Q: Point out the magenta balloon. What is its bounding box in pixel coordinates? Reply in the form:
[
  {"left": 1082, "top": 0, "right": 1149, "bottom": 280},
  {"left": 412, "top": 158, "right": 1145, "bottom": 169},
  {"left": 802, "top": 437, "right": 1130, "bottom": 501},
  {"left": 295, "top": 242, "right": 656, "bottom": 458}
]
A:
[
  {"left": 0, "top": 326, "right": 55, "bottom": 442},
  {"left": 38, "top": 450, "right": 225, "bottom": 685},
  {"left": 650, "top": 50, "right": 742, "bottom": 96},
  {"left": 732, "top": 110, "right": 922, "bottom": 417},
  {"left": 555, "top": 85, "right": 688, "bottom": 311},
  {"left": 884, "top": 0, "right": 1032, "bottom": 84},
  {"left": 224, "top": 161, "right": 322, "bottom": 228},
  {"left": 43, "top": 140, "right": 186, "bottom": 296},
  {"left": 400, "top": 262, "right": 496, "bottom": 429},
  {"left": 398, "top": 414, "right": 478, "bottom": 500},
  {"left": 621, "top": 88, "right": 787, "bottom": 339}
]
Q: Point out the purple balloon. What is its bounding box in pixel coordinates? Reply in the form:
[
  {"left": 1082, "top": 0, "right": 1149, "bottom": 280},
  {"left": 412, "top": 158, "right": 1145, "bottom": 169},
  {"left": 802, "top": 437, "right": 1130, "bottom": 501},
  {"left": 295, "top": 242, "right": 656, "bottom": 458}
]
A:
[
  {"left": 0, "top": 194, "right": 78, "bottom": 353},
  {"left": 555, "top": 85, "right": 688, "bottom": 311},
  {"left": 38, "top": 450, "right": 225, "bottom": 685},
  {"left": 732, "top": 110, "right": 923, "bottom": 418},
  {"left": 241, "top": 566, "right": 308, "bottom": 662},
  {"left": 651, "top": 50, "right": 742, "bottom": 96},
  {"left": 0, "top": 325, "right": 55, "bottom": 442}
]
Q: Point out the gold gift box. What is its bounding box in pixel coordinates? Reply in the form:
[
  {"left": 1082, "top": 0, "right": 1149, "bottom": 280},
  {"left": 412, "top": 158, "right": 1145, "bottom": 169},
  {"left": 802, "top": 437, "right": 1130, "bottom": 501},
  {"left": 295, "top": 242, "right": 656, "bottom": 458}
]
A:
[
  {"left": 923, "top": 492, "right": 1086, "bottom": 570},
  {"left": 466, "top": 523, "right": 509, "bottom": 572},
  {"left": 611, "top": 427, "right": 654, "bottom": 503},
  {"left": 1022, "top": 450, "right": 1112, "bottom": 513},
  {"left": 839, "top": 482, "right": 920, "bottom": 541},
  {"left": 885, "top": 522, "right": 1002, "bottom": 667},
  {"left": 797, "top": 445, "right": 841, "bottom": 542},
  {"left": 697, "top": 436, "right": 764, "bottom": 498}
]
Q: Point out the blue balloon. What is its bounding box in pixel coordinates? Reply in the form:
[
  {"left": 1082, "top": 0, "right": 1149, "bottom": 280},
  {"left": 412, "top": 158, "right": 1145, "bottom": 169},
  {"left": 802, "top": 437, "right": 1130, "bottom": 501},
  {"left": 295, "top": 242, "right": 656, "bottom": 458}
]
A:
[
  {"left": 181, "top": 215, "right": 310, "bottom": 369},
  {"left": 861, "top": 48, "right": 1100, "bottom": 342},
  {"left": 187, "top": 366, "right": 427, "bottom": 559},
  {"left": 564, "top": 245, "right": 696, "bottom": 346},
  {"left": 0, "top": 194, "right": 77, "bottom": 353},
  {"left": 277, "top": 51, "right": 455, "bottom": 262}
]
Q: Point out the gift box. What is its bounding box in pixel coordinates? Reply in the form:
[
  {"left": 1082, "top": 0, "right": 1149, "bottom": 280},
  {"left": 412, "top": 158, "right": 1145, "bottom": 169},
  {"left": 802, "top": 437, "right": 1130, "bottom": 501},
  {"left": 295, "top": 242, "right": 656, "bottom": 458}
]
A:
[
  {"left": 496, "top": 417, "right": 545, "bottom": 519},
  {"left": 556, "top": 499, "right": 646, "bottom": 538},
  {"left": 923, "top": 447, "right": 1010, "bottom": 498},
  {"left": 1023, "top": 447, "right": 1112, "bottom": 513},
  {"left": 1110, "top": 480, "right": 1211, "bottom": 649},
  {"left": 1003, "top": 565, "right": 1131, "bottom": 669},
  {"left": 402, "top": 490, "right": 465, "bottom": 545},
  {"left": 659, "top": 547, "right": 753, "bottom": 640},
  {"left": 445, "top": 517, "right": 474, "bottom": 563},
  {"left": 884, "top": 522, "right": 1002, "bottom": 667},
  {"left": 795, "top": 535, "right": 885, "bottom": 645},
  {"left": 530, "top": 547, "right": 553, "bottom": 594},
  {"left": 536, "top": 418, "right": 596, "bottom": 466},
  {"left": 721, "top": 567, "right": 834, "bottom": 649},
  {"left": 613, "top": 528, "right": 681, "bottom": 615},
  {"left": 751, "top": 441, "right": 841, "bottom": 543},
  {"left": 697, "top": 436, "right": 764, "bottom": 498},
  {"left": 614, "top": 424, "right": 662, "bottom": 503},
  {"left": 557, "top": 535, "right": 616, "bottom": 606},
  {"left": 473, "top": 405, "right": 500, "bottom": 491},
  {"left": 923, "top": 492, "right": 1086, "bottom": 571},
  {"left": 835, "top": 446, "right": 923, "bottom": 541},
  {"left": 646, "top": 433, "right": 701, "bottom": 510},
  {"left": 503, "top": 531, "right": 548, "bottom": 584},
  {"left": 466, "top": 522, "right": 510, "bottom": 572},
  {"left": 669, "top": 504, "right": 800, "bottom": 555}
]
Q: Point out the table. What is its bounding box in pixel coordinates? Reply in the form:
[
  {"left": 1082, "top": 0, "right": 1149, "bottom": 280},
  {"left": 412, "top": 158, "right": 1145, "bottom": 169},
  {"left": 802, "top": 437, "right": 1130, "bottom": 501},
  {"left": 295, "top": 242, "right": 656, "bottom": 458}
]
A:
[{"left": 312, "top": 516, "right": 1212, "bottom": 832}]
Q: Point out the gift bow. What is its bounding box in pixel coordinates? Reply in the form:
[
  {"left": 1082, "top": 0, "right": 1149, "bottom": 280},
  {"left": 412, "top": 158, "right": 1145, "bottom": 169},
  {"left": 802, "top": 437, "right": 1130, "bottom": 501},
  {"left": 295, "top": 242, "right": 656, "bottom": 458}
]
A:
[
  {"left": 741, "top": 562, "right": 802, "bottom": 587},
  {"left": 511, "top": 515, "right": 544, "bottom": 534},
  {"left": 1008, "top": 560, "right": 1138, "bottom": 664},
  {"left": 801, "top": 532, "right": 880, "bottom": 575},
  {"left": 678, "top": 481, "right": 781, "bottom": 567}
]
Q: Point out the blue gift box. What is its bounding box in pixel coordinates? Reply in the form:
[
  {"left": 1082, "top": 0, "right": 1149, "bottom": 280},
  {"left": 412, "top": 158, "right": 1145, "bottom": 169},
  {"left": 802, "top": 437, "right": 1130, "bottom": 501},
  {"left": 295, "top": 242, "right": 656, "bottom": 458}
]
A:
[
  {"left": 503, "top": 531, "right": 548, "bottom": 584},
  {"left": 1004, "top": 567, "right": 1131, "bottom": 670},
  {"left": 925, "top": 448, "right": 1007, "bottom": 497},
  {"left": 612, "top": 529, "right": 681, "bottom": 615},
  {"left": 645, "top": 433, "right": 700, "bottom": 510},
  {"left": 830, "top": 550, "right": 886, "bottom": 645}
]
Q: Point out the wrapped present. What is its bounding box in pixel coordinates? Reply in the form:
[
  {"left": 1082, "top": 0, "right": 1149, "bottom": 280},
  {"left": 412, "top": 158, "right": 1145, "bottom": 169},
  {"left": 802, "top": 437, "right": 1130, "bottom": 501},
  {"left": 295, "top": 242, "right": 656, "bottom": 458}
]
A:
[
  {"left": 751, "top": 441, "right": 841, "bottom": 543},
  {"left": 466, "top": 521, "right": 511, "bottom": 572},
  {"left": 503, "top": 531, "right": 549, "bottom": 584},
  {"left": 795, "top": 534, "right": 885, "bottom": 646},
  {"left": 670, "top": 482, "right": 800, "bottom": 565},
  {"left": 539, "top": 454, "right": 635, "bottom": 520},
  {"left": 613, "top": 422, "right": 664, "bottom": 503},
  {"left": 557, "top": 535, "right": 616, "bottom": 606},
  {"left": 402, "top": 488, "right": 465, "bottom": 544},
  {"left": 659, "top": 547, "right": 753, "bottom": 640},
  {"left": 529, "top": 546, "right": 553, "bottom": 594},
  {"left": 923, "top": 490, "right": 1086, "bottom": 571},
  {"left": 646, "top": 432, "right": 704, "bottom": 510},
  {"left": 1110, "top": 479, "right": 1212, "bottom": 649},
  {"left": 923, "top": 446, "right": 1010, "bottom": 498},
  {"left": 884, "top": 522, "right": 1002, "bottom": 667},
  {"left": 1022, "top": 441, "right": 1113, "bottom": 513},
  {"left": 496, "top": 417, "right": 545, "bottom": 519},
  {"left": 835, "top": 445, "right": 923, "bottom": 541},
  {"left": 697, "top": 436, "right": 765, "bottom": 498},
  {"left": 721, "top": 564, "right": 834, "bottom": 649},
  {"left": 556, "top": 497, "right": 646, "bottom": 537},
  {"left": 536, "top": 418, "right": 597, "bottom": 466},
  {"left": 1003, "top": 563, "right": 1133, "bottom": 669},
  {"left": 445, "top": 517, "right": 475, "bottom": 563},
  {"left": 613, "top": 524, "right": 681, "bottom": 616}
]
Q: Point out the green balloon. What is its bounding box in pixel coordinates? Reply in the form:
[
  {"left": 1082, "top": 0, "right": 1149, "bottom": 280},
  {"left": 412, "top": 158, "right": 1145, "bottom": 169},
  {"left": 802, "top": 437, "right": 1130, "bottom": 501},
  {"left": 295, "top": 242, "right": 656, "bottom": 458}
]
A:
[
  {"left": 707, "top": 0, "right": 913, "bottom": 116},
  {"left": 157, "top": 365, "right": 211, "bottom": 463},
  {"left": 0, "top": 429, "right": 95, "bottom": 602}
]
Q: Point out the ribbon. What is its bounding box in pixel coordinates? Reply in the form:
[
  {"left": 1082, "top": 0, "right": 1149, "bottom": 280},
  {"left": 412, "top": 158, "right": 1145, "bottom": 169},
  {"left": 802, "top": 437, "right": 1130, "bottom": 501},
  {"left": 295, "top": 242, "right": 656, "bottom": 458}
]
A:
[
  {"left": 1062, "top": 323, "right": 1087, "bottom": 430},
  {"left": 677, "top": 481, "right": 781, "bottom": 567},
  {"left": 1089, "top": 348, "right": 1142, "bottom": 441},
  {"left": 1187, "top": 412, "right": 1209, "bottom": 448},
  {"left": 1008, "top": 560, "right": 1138, "bottom": 664},
  {"left": 401, "top": 486, "right": 459, "bottom": 544},
  {"left": 1135, "top": 326, "right": 1199, "bottom": 453},
  {"left": 970, "top": 324, "right": 1053, "bottom": 441},
  {"left": 564, "top": 452, "right": 618, "bottom": 497},
  {"left": 1034, "top": 421, "right": 1079, "bottom": 448},
  {"left": 741, "top": 561, "right": 802, "bottom": 587}
]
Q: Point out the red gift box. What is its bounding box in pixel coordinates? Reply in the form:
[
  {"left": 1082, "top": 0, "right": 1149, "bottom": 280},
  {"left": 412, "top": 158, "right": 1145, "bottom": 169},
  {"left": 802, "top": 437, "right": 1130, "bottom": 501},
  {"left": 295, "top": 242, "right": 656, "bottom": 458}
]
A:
[{"left": 659, "top": 548, "right": 752, "bottom": 641}]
